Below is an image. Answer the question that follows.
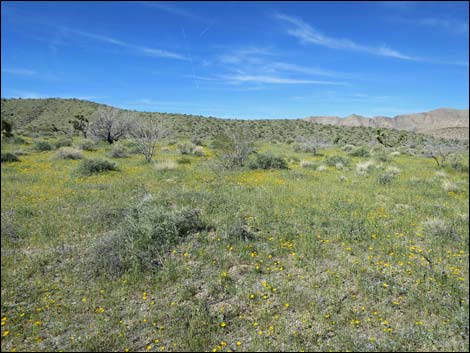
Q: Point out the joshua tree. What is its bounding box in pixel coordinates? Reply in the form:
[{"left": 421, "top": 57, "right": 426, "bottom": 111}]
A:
[
  {"left": 69, "top": 114, "right": 90, "bottom": 138},
  {"left": 376, "top": 129, "right": 407, "bottom": 147}
]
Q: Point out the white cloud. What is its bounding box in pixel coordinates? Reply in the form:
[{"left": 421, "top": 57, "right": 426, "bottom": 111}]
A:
[
  {"left": 63, "top": 27, "right": 187, "bottom": 60},
  {"left": 222, "top": 74, "right": 345, "bottom": 85},
  {"left": 2, "top": 68, "right": 37, "bottom": 76},
  {"left": 275, "top": 13, "right": 416, "bottom": 60}
]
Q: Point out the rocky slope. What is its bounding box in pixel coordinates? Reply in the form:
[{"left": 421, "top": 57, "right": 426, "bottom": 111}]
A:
[{"left": 305, "top": 108, "right": 469, "bottom": 139}]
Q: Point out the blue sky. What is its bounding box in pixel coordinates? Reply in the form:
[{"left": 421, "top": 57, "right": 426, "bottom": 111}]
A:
[{"left": 1, "top": 1, "right": 469, "bottom": 119}]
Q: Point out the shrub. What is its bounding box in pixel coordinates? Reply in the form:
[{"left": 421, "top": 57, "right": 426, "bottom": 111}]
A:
[
  {"left": 107, "top": 143, "right": 128, "bottom": 158},
  {"left": 154, "top": 160, "right": 178, "bottom": 171},
  {"left": 76, "top": 159, "right": 118, "bottom": 176},
  {"left": 54, "top": 137, "right": 73, "bottom": 149},
  {"left": 119, "top": 199, "right": 204, "bottom": 272},
  {"left": 248, "top": 153, "right": 288, "bottom": 170},
  {"left": 55, "top": 147, "right": 83, "bottom": 160},
  {"left": 341, "top": 144, "right": 355, "bottom": 152},
  {"left": 293, "top": 143, "right": 316, "bottom": 154},
  {"left": 390, "top": 151, "right": 400, "bottom": 156},
  {"left": 377, "top": 172, "right": 395, "bottom": 184},
  {"left": 374, "top": 153, "right": 390, "bottom": 162},
  {"left": 447, "top": 156, "right": 469, "bottom": 173},
  {"left": 177, "top": 157, "right": 191, "bottom": 164},
  {"left": 177, "top": 142, "right": 196, "bottom": 155},
  {"left": 300, "top": 160, "right": 320, "bottom": 169},
  {"left": 349, "top": 146, "right": 370, "bottom": 157},
  {"left": 356, "top": 160, "right": 375, "bottom": 175},
  {"left": 385, "top": 166, "right": 401, "bottom": 175},
  {"left": 33, "top": 141, "right": 53, "bottom": 151},
  {"left": 191, "top": 138, "right": 204, "bottom": 146},
  {"left": 325, "top": 155, "right": 350, "bottom": 167},
  {"left": 335, "top": 162, "right": 344, "bottom": 170},
  {"left": 1, "top": 152, "right": 20, "bottom": 163},
  {"left": 442, "top": 180, "right": 460, "bottom": 192},
  {"left": 422, "top": 218, "right": 453, "bottom": 237},
  {"left": 317, "top": 165, "right": 327, "bottom": 172},
  {"left": 79, "top": 139, "right": 96, "bottom": 151},
  {"left": 193, "top": 146, "right": 205, "bottom": 156}
]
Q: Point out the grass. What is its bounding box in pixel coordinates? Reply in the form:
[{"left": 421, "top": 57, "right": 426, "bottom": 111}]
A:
[{"left": 1, "top": 137, "right": 468, "bottom": 352}]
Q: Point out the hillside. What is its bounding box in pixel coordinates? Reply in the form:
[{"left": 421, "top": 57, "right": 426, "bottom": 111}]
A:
[
  {"left": 304, "top": 108, "right": 469, "bottom": 139},
  {"left": 1, "top": 98, "right": 467, "bottom": 151}
]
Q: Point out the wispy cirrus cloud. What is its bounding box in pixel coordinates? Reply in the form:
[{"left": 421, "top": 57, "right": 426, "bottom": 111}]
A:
[
  {"left": 2, "top": 68, "right": 37, "bottom": 76},
  {"left": 222, "top": 74, "right": 346, "bottom": 85},
  {"left": 413, "top": 17, "right": 468, "bottom": 35},
  {"left": 136, "top": 1, "right": 207, "bottom": 22},
  {"left": 61, "top": 27, "right": 187, "bottom": 60},
  {"left": 211, "top": 45, "right": 352, "bottom": 86},
  {"left": 275, "top": 13, "right": 416, "bottom": 60}
]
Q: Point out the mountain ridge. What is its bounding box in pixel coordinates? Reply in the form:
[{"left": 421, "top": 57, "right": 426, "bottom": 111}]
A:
[{"left": 304, "top": 108, "right": 469, "bottom": 139}]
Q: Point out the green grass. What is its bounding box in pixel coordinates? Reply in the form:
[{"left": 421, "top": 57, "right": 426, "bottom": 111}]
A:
[{"left": 1, "top": 138, "right": 468, "bottom": 352}]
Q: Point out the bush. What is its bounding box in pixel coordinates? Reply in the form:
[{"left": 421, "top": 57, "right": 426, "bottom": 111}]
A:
[
  {"left": 193, "top": 146, "right": 205, "bottom": 156},
  {"left": 325, "top": 155, "right": 350, "bottom": 167},
  {"left": 1, "top": 152, "right": 20, "bottom": 163},
  {"left": 107, "top": 143, "right": 128, "bottom": 158},
  {"left": 76, "top": 159, "right": 118, "bottom": 176},
  {"left": 177, "top": 142, "right": 196, "bottom": 155},
  {"left": 54, "top": 137, "right": 73, "bottom": 149},
  {"left": 300, "top": 160, "right": 320, "bottom": 169},
  {"left": 341, "top": 144, "right": 355, "bottom": 152},
  {"left": 248, "top": 153, "right": 288, "bottom": 170},
  {"left": 293, "top": 143, "right": 316, "bottom": 154},
  {"left": 349, "top": 146, "right": 370, "bottom": 157},
  {"left": 177, "top": 157, "right": 191, "bottom": 164},
  {"left": 55, "top": 147, "right": 83, "bottom": 160},
  {"left": 154, "top": 160, "right": 178, "bottom": 171},
  {"left": 119, "top": 199, "right": 204, "bottom": 272},
  {"left": 374, "top": 152, "right": 390, "bottom": 162},
  {"left": 377, "top": 172, "right": 395, "bottom": 184},
  {"left": 33, "top": 141, "right": 53, "bottom": 151},
  {"left": 356, "top": 160, "right": 375, "bottom": 175},
  {"left": 79, "top": 139, "right": 96, "bottom": 151}
]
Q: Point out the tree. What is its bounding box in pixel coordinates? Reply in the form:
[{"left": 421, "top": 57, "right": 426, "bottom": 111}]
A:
[
  {"left": 212, "top": 128, "right": 255, "bottom": 169},
  {"left": 376, "top": 129, "right": 407, "bottom": 147},
  {"left": 130, "top": 119, "right": 167, "bottom": 162},
  {"left": 90, "top": 107, "right": 132, "bottom": 144},
  {"left": 69, "top": 114, "right": 90, "bottom": 138},
  {"left": 425, "top": 145, "right": 457, "bottom": 168}
]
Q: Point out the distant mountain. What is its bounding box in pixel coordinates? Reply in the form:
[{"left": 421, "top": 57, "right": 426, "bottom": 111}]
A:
[{"left": 304, "top": 108, "right": 469, "bottom": 139}]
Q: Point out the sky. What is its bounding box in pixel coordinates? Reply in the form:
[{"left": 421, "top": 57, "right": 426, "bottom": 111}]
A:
[{"left": 1, "top": 1, "right": 469, "bottom": 119}]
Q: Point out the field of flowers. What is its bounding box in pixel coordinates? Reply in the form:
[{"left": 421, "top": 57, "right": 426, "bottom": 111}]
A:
[{"left": 1, "top": 137, "right": 468, "bottom": 352}]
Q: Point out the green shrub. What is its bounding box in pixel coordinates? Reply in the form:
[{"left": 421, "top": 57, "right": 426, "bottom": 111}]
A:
[
  {"left": 349, "top": 146, "right": 370, "bottom": 157},
  {"left": 293, "top": 143, "right": 316, "bottom": 154},
  {"left": 377, "top": 172, "right": 394, "bottom": 184},
  {"left": 325, "top": 155, "right": 351, "bottom": 167},
  {"left": 107, "top": 143, "right": 128, "bottom": 158},
  {"left": 119, "top": 199, "right": 204, "bottom": 273},
  {"left": 177, "top": 157, "right": 191, "bottom": 164},
  {"left": 300, "top": 160, "right": 321, "bottom": 169},
  {"left": 55, "top": 147, "right": 83, "bottom": 160},
  {"left": 177, "top": 142, "right": 196, "bottom": 155},
  {"left": 79, "top": 139, "right": 96, "bottom": 151},
  {"left": 76, "top": 159, "right": 118, "bottom": 176},
  {"left": 54, "top": 137, "right": 73, "bottom": 149},
  {"left": 33, "top": 141, "right": 53, "bottom": 151},
  {"left": 1, "top": 152, "right": 20, "bottom": 163},
  {"left": 248, "top": 153, "right": 288, "bottom": 170}
]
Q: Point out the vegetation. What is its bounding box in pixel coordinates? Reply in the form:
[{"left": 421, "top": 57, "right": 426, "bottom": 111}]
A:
[
  {"left": 76, "top": 158, "right": 118, "bottom": 176},
  {"left": 1, "top": 98, "right": 469, "bottom": 352}
]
